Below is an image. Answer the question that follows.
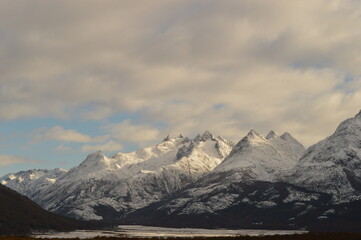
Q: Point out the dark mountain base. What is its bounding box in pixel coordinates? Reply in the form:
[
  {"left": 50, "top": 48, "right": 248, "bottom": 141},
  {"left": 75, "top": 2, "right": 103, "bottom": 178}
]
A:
[
  {"left": 120, "top": 181, "right": 361, "bottom": 232},
  {"left": 0, "top": 184, "right": 106, "bottom": 236}
]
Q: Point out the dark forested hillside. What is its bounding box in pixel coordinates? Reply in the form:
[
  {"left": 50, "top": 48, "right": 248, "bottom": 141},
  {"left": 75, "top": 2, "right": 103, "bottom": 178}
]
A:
[{"left": 0, "top": 184, "right": 100, "bottom": 236}]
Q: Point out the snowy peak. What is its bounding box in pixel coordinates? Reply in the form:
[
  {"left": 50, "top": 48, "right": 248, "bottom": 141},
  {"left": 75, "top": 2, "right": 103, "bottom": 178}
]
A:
[
  {"left": 176, "top": 133, "right": 234, "bottom": 161},
  {"left": 280, "top": 132, "right": 294, "bottom": 141},
  {"left": 247, "top": 129, "right": 263, "bottom": 139},
  {"left": 266, "top": 130, "right": 278, "bottom": 139},
  {"left": 226, "top": 130, "right": 265, "bottom": 158},
  {"left": 244, "top": 130, "right": 266, "bottom": 144},
  {"left": 233, "top": 130, "right": 267, "bottom": 147},
  {"left": 55, "top": 133, "right": 231, "bottom": 183},
  {"left": 279, "top": 132, "right": 305, "bottom": 152},
  {"left": 85, "top": 150, "right": 107, "bottom": 162},
  {"left": 79, "top": 151, "right": 110, "bottom": 168}
]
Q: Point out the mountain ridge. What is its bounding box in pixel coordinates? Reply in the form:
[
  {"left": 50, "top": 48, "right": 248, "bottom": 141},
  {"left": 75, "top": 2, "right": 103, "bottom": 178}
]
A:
[
  {"left": 4, "top": 110, "right": 361, "bottom": 232},
  {"left": 1, "top": 131, "right": 235, "bottom": 221}
]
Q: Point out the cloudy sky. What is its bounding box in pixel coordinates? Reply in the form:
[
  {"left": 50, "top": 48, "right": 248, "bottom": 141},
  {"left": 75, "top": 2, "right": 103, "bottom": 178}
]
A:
[{"left": 1, "top": 0, "right": 361, "bottom": 176}]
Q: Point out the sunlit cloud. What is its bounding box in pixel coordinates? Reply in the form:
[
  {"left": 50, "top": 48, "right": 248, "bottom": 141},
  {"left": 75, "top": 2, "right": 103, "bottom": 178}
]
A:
[{"left": 0, "top": 0, "right": 360, "bottom": 149}]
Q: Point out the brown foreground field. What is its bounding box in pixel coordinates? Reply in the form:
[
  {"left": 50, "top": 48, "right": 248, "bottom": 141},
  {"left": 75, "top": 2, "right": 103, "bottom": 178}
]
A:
[{"left": 2, "top": 233, "right": 361, "bottom": 240}]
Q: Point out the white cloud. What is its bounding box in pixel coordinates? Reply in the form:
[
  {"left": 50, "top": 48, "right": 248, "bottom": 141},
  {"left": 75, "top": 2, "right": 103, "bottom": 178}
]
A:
[
  {"left": 32, "top": 126, "right": 107, "bottom": 143},
  {"left": 81, "top": 140, "right": 123, "bottom": 153},
  {"left": 0, "top": 0, "right": 361, "bottom": 146}
]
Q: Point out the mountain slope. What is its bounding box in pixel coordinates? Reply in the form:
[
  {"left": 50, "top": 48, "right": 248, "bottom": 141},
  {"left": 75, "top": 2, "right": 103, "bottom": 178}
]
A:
[
  {"left": 16, "top": 132, "right": 234, "bottom": 221},
  {"left": 0, "top": 168, "right": 67, "bottom": 200},
  {"left": 207, "top": 130, "right": 305, "bottom": 183},
  {"left": 283, "top": 110, "right": 361, "bottom": 202},
  {"left": 0, "top": 183, "right": 96, "bottom": 236},
  {"left": 123, "top": 179, "right": 361, "bottom": 232}
]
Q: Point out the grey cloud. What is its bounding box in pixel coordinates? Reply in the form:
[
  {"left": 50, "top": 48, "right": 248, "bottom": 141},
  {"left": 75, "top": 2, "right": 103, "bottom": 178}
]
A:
[{"left": 1, "top": 0, "right": 361, "bottom": 146}]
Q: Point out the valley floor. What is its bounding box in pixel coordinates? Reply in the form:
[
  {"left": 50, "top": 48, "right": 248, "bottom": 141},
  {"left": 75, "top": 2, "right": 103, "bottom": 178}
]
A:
[{"left": 3, "top": 233, "right": 361, "bottom": 240}]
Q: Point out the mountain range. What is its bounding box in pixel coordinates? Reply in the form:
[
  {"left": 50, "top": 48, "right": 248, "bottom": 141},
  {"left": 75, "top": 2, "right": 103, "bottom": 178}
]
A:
[
  {"left": 1, "top": 131, "right": 235, "bottom": 221},
  {"left": 2, "top": 110, "right": 361, "bottom": 232}
]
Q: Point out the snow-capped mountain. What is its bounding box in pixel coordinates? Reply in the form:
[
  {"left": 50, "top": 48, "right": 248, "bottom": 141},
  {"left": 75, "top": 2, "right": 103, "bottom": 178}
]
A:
[
  {"left": 122, "top": 118, "right": 361, "bottom": 231},
  {"left": 202, "top": 130, "right": 305, "bottom": 184},
  {"left": 0, "top": 168, "right": 67, "bottom": 199},
  {"left": 6, "top": 110, "right": 361, "bottom": 231},
  {"left": 122, "top": 111, "right": 361, "bottom": 232},
  {"left": 18, "top": 131, "right": 234, "bottom": 220},
  {"left": 283, "top": 110, "right": 361, "bottom": 202},
  {"left": 122, "top": 130, "right": 305, "bottom": 219}
]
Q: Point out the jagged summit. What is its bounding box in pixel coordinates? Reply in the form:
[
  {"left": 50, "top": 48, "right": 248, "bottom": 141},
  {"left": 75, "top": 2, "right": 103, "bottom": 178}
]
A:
[
  {"left": 242, "top": 130, "right": 266, "bottom": 145},
  {"left": 280, "top": 132, "right": 293, "bottom": 140},
  {"left": 202, "top": 130, "right": 214, "bottom": 140},
  {"left": 194, "top": 130, "right": 216, "bottom": 142},
  {"left": 266, "top": 130, "right": 278, "bottom": 139},
  {"left": 162, "top": 134, "right": 189, "bottom": 143},
  {"left": 280, "top": 132, "right": 304, "bottom": 147},
  {"left": 163, "top": 135, "right": 171, "bottom": 141},
  {"left": 246, "top": 129, "right": 264, "bottom": 139}
]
